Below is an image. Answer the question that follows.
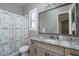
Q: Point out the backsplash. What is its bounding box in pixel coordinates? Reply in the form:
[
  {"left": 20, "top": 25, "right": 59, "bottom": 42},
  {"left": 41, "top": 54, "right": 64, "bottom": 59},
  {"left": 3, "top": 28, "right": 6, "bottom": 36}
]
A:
[
  {"left": 0, "top": 9, "right": 28, "bottom": 56},
  {"left": 30, "top": 31, "right": 79, "bottom": 43}
]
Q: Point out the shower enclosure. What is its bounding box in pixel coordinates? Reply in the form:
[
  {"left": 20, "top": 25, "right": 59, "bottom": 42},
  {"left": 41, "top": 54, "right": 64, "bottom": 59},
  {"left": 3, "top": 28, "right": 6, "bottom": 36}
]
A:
[{"left": 0, "top": 9, "right": 28, "bottom": 56}]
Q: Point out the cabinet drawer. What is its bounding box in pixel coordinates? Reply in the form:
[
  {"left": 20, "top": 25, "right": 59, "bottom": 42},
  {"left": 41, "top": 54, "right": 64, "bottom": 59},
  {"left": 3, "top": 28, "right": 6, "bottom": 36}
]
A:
[
  {"left": 37, "top": 42, "right": 64, "bottom": 55},
  {"left": 47, "top": 51, "right": 63, "bottom": 56},
  {"left": 30, "top": 40, "right": 38, "bottom": 46}
]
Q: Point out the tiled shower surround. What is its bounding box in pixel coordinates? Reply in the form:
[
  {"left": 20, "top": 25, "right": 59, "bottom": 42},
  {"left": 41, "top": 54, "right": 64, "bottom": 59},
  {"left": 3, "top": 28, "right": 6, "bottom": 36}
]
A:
[{"left": 0, "top": 9, "right": 28, "bottom": 56}]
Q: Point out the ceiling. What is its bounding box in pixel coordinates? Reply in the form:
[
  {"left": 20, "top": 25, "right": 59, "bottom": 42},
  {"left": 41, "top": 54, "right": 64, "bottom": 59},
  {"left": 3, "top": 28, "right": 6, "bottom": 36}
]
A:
[
  {"left": 0, "top": 3, "right": 66, "bottom": 15},
  {"left": 10, "top": 3, "right": 63, "bottom": 8},
  {"left": 0, "top": 3, "right": 66, "bottom": 9},
  {"left": 12, "top": 3, "right": 27, "bottom": 8},
  {"left": 0, "top": 3, "right": 27, "bottom": 8}
]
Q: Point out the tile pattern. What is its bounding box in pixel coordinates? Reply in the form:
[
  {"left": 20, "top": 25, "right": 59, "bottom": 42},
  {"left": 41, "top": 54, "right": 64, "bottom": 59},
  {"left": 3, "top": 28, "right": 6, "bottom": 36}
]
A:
[{"left": 0, "top": 9, "right": 28, "bottom": 56}]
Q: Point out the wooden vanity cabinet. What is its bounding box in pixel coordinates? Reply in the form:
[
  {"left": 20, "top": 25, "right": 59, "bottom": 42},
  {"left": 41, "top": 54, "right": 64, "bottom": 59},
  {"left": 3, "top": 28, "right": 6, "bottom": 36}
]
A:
[
  {"left": 30, "top": 40, "right": 79, "bottom": 56},
  {"left": 30, "top": 40, "right": 64, "bottom": 56}
]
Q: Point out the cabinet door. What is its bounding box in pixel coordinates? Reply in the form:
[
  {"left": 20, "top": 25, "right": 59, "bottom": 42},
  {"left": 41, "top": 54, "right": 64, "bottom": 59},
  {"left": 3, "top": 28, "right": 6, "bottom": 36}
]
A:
[
  {"left": 30, "top": 40, "right": 37, "bottom": 56},
  {"left": 65, "top": 48, "right": 79, "bottom": 56},
  {"left": 30, "top": 46, "right": 35, "bottom": 56},
  {"left": 36, "top": 47, "right": 45, "bottom": 56},
  {"left": 30, "top": 44, "right": 37, "bottom": 56},
  {"left": 36, "top": 47, "right": 51, "bottom": 56}
]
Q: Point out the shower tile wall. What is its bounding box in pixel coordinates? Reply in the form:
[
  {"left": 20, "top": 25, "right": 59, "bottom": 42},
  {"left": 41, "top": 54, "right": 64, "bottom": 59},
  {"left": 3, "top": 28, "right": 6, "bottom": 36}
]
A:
[{"left": 0, "top": 9, "right": 28, "bottom": 56}]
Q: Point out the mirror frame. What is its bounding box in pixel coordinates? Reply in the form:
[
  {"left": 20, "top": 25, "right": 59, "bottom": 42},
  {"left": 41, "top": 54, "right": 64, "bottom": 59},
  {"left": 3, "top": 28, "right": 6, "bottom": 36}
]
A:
[{"left": 38, "top": 3, "right": 75, "bottom": 36}]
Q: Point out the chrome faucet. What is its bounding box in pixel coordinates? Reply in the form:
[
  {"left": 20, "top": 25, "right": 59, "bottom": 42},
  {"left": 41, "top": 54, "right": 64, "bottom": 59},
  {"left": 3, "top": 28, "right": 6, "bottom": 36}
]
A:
[{"left": 49, "top": 36, "right": 59, "bottom": 40}]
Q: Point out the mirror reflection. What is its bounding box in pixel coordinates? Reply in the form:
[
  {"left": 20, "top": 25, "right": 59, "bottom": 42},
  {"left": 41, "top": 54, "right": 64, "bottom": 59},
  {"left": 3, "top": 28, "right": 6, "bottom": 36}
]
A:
[{"left": 39, "top": 3, "right": 76, "bottom": 35}]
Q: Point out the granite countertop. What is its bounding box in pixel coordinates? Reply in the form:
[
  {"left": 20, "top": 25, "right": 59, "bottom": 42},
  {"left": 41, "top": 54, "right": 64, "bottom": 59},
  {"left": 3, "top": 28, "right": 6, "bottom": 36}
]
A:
[{"left": 30, "top": 36, "right": 79, "bottom": 51}]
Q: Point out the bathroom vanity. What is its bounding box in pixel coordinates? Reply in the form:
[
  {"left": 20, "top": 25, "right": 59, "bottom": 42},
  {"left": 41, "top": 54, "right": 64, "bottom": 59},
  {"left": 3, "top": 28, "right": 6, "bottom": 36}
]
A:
[
  {"left": 30, "top": 37, "right": 79, "bottom": 56},
  {"left": 30, "top": 39, "right": 64, "bottom": 56},
  {"left": 30, "top": 3, "right": 79, "bottom": 56}
]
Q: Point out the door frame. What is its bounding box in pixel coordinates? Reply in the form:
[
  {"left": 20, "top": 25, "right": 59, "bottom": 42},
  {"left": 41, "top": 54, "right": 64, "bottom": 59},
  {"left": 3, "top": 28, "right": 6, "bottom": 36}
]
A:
[{"left": 57, "top": 11, "right": 70, "bottom": 34}]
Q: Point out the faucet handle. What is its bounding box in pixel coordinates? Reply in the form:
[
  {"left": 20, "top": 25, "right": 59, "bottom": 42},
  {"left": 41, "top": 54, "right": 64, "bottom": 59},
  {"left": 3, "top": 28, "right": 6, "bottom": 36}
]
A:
[{"left": 49, "top": 36, "right": 54, "bottom": 39}]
